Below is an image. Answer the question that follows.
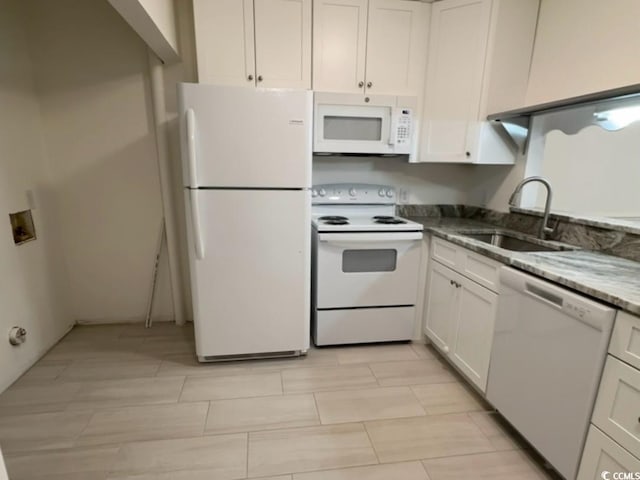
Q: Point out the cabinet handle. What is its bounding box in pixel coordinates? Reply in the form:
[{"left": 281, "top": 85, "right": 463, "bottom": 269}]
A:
[
  {"left": 465, "top": 151, "right": 471, "bottom": 158},
  {"left": 367, "top": 81, "right": 373, "bottom": 88},
  {"left": 443, "top": 346, "right": 450, "bottom": 353},
  {"left": 257, "top": 75, "right": 263, "bottom": 82},
  {"left": 450, "top": 280, "right": 455, "bottom": 286},
  {"left": 358, "top": 81, "right": 364, "bottom": 88},
  {"left": 247, "top": 74, "right": 254, "bottom": 81}
]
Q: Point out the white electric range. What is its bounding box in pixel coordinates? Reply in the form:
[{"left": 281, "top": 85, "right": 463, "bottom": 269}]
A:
[{"left": 311, "top": 183, "right": 424, "bottom": 346}]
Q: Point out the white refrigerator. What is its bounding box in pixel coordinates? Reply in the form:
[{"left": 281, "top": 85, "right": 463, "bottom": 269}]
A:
[{"left": 178, "top": 83, "right": 312, "bottom": 361}]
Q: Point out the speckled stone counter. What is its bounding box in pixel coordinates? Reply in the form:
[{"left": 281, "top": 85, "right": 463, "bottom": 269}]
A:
[
  {"left": 409, "top": 216, "right": 640, "bottom": 316},
  {"left": 399, "top": 204, "right": 640, "bottom": 263}
]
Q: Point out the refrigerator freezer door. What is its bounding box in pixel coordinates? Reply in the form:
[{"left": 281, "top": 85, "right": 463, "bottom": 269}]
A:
[
  {"left": 179, "top": 83, "right": 312, "bottom": 189},
  {"left": 185, "top": 189, "right": 310, "bottom": 359}
]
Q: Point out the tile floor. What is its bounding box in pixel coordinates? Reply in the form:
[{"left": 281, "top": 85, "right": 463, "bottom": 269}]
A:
[{"left": 0, "top": 323, "right": 558, "bottom": 479}]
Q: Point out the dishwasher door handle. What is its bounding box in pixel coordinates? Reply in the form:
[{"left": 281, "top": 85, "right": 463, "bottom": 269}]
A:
[{"left": 524, "top": 282, "right": 564, "bottom": 308}]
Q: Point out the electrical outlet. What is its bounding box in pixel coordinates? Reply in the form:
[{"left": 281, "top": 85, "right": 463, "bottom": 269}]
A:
[{"left": 399, "top": 188, "right": 409, "bottom": 204}]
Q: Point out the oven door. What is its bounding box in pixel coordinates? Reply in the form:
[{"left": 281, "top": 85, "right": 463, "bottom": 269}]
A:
[
  {"left": 316, "top": 232, "right": 422, "bottom": 309},
  {"left": 314, "top": 104, "right": 392, "bottom": 154}
]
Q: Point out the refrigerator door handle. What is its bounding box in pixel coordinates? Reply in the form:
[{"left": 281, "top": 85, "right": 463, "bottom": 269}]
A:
[
  {"left": 190, "top": 190, "right": 205, "bottom": 260},
  {"left": 186, "top": 108, "right": 198, "bottom": 187}
]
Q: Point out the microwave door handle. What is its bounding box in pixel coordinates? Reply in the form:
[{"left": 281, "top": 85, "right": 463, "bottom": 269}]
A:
[{"left": 388, "top": 108, "right": 399, "bottom": 146}]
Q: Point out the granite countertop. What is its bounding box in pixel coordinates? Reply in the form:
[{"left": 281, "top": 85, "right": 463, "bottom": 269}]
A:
[{"left": 411, "top": 217, "right": 640, "bottom": 316}]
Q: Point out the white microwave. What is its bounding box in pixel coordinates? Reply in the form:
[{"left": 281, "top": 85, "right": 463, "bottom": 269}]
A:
[{"left": 313, "top": 92, "right": 417, "bottom": 156}]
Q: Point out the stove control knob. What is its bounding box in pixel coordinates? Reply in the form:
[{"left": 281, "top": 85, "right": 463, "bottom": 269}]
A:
[
  {"left": 311, "top": 189, "right": 318, "bottom": 198},
  {"left": 349, "top": 188, "right": 357, "bottom": 197},
  {"left": 318, "top": 188, "right": 326, "bottom": 197},
  {"left": 378, "top": 188, "right": 385, "bottom": 197},
  {"left": 385, "top": 189, "right": 393, "bottom": 198}
]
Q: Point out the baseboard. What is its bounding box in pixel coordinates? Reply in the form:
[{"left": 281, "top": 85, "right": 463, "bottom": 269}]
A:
[{"left": 75, "top": 314, "right": 176, "bottom": 325}]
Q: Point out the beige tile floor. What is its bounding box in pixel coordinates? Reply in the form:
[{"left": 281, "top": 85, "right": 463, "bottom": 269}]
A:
[{"left": 0, "top": 323, "right": 559, "bottom": 479}]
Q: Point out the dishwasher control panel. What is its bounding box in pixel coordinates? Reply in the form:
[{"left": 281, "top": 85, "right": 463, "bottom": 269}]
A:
[{"left": 564, "top": 301, "right": 590, "bottom": 320}]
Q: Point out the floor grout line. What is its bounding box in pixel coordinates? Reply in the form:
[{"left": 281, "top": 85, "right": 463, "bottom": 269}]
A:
[
  {"left": 202, "top": 400, "right": 212, "bottom": 435},
  {"left": 361, "top": 421, "right": 381, "bottom": 465},
  {"left": 311, "top": 392, "right": 323, "bottom": 425},
  {"left": 245, "top": 431, "right": 250, "bottom": 479}
]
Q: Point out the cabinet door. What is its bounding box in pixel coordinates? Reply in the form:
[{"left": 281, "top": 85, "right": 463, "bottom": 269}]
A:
[
  {"left": 451, "top": 276, "right": 497, "bottom": 392},
  {"left": 591, "top": 357, "right": 640, "bottom": 458},
  {"left": 193, "top": 0, "right": 256, "bottom": 86},
  {"left": 365, "top": 0, "right": 430, "bottom": 96},
  {"left": 578, "top": 425, "right": 640, "bottom": 480},
  {"left": 254, "top": 0, "right": 312, "bottom": 89},
  {"left": 424, "top": 261, "right": 460, "bottom": 353},
  {"left": 313, "top": 0, "right": 368, "bottom": 93},
  {"left": 420, "top": 0, "right": 492, "bottom": 162}
]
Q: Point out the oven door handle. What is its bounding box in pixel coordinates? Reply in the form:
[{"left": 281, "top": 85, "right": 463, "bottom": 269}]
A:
[{"left": 318, "top": 232, "right": 423, "bottom": 243}]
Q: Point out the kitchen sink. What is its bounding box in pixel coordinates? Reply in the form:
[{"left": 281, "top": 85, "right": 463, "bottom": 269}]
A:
[{"left": 459, "top": 232, "right": 565, "bottom": 252}]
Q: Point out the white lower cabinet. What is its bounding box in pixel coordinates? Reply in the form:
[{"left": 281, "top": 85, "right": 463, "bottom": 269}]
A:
[
  {"left": 592, "top": 356, "right": 640, "bottom": 458},
  {"left": 580, "top": 311, "right": 640, "bottom": 478},
  {"left": 423, "top": 238, "right": 498, "bottom": 392},
  {"left": 578, "top": 426, "right": 640, "bottom": 480},
  {"left": 453, "top": 276, "right": 497, "bottom": 390},
  {"left": 424, "top": 261, "right": 460, "bottom": 352}
]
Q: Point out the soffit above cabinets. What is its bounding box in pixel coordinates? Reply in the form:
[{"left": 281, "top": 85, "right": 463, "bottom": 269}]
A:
[{"left": 488, "top": 83, "right": 640, "bottom": 153}]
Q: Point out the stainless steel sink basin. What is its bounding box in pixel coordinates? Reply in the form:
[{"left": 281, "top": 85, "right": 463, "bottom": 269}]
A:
[{"left": 460, "top": 232, "right": 562, "bottom": 252}]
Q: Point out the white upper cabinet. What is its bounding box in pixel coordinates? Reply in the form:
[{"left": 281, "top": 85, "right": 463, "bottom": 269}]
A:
[
  {"left": 193, "top": 0, "right": 255, "bottom": 87},
  {"left": 313, "top": 0, "right": 368, "bottom": 94},
  {"left": 365, "top": 0, "right": 430, "bottom": 96},
  {"left": 313, "top": 0, "right": 430, "bottom": 96},
  {"left": 416, "top": 0, "right": 539, "bottom": 164},
  {"left": 254, "top": 0, "right": 311, "bottom": 89},
  {"left": 421, "top": 0, "right": 491, "bottom": 162},
  {"left": 193, "top": 0, "right": 311, "bottom": 89}
]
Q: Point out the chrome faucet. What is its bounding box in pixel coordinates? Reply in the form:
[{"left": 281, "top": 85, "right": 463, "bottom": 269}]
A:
[{"left": 508, "top": 176, "right": 554, "bottom": 240}]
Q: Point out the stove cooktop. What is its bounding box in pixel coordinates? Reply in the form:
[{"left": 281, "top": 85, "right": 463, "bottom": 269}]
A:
[{"left": 312, "top": 214, "right": 423, "bottom": 232}]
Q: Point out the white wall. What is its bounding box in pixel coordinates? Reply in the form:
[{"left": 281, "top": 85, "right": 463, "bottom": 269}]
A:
[
  {"left": 22, "top": 0, "right": 174, "bottom": 324},
  {"left": 0, "top": 0, "right": 73, "bottom": 392},
  {"left": 526, "top": 0, "right": 640, "bottom": 105},
  {"left": 313, "top": 157, "right": 476, "bottom": 204}
]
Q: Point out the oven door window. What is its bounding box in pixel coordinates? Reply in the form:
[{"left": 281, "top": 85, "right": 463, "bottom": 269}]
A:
[
  {"left": 342, "top": 249, "right": 397, "bottom": 273},
  {"left": 324, "top": 116, "right": 383, "bottom": 141}
]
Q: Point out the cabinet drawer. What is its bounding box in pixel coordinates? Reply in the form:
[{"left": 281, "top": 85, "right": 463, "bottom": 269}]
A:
[
  {"left": 578, "top": 425, "right": 640, "bottom": 480},
  {"left": 610, "top": 311, "right": 640, "bottom": 370},
  {"left": 431, "top": 237, "right": 501, "bottom": 292},
  {"left": 463, "top": 249, "right": 501, "bottom": 293},
  {"left": 592, "top": 356, "right": 640, "bottom": 457},
  {"left": 431, "top": 237, "right": 461, "bottom": 269}
]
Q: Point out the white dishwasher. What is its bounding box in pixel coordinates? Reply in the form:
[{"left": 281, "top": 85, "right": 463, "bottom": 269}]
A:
[{"left": 486, "top": 267, "right": 616, "bottom": 480}]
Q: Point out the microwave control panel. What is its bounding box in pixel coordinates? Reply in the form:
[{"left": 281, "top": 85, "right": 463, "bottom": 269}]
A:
[{"left": 391, "top": 108, "right": 413, "bottom": 147}]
